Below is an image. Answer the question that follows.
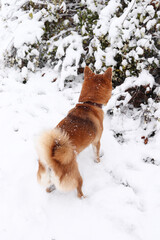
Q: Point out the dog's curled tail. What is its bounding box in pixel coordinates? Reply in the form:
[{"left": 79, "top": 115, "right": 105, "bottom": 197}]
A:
[{"left": 35, "top": 128, "right": 75, "bottom": 165}]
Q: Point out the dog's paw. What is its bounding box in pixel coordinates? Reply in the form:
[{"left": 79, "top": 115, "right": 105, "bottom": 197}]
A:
[
  {"left": 78, "top": 194, "right": 87, "bottom": 199},
  {"left": 100, "top": 149, "right": 104, "bottom": 158},
  {"left": 94, "top": 158, "right": 100, "bottom": 163},
  {"left": 46, "top": 185, "right": 56, "bottom": 193}
]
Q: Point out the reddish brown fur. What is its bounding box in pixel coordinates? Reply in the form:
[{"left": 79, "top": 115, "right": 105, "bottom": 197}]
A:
[
  {"left": 79, "top": 66, "right": 112, "bottom": 105},
  {"left": 36, "top": 66, "right": 112, "bottom": 198}
]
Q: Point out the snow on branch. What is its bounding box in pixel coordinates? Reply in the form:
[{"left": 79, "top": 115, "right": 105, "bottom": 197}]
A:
[{"left": 109, "top": 0, "right": 136, "bottom": 44}]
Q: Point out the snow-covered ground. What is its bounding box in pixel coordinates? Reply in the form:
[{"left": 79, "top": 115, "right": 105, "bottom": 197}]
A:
[
  {"left": 0, "top": 0, "right": 160, "bottom": 239},
  {"left": 0, "top": 67, "right": 160, "bottom": 240}
]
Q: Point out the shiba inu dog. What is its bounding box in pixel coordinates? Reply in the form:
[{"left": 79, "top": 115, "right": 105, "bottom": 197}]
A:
[{"left": 35, "top": 66, "right": 112, "bottom": 198}]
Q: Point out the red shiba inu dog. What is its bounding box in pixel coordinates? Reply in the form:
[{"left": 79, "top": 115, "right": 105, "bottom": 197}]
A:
[{"left": 35, "top": 66, "right": 112, "bottom": 198}]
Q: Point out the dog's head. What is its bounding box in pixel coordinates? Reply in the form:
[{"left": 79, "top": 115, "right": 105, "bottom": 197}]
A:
[{"left": 79, "top": 66, "right": 112, "bottom": 105}]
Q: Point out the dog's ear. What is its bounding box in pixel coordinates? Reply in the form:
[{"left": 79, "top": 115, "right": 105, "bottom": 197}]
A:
[
  {"left": 103, "top": 67, "right": 112, "bottom": 81},
  {"left": 84, "top": 66, "right": 95, "bottom": 78}
]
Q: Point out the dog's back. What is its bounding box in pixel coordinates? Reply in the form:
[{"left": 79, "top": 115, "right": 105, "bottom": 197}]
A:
[{"left": 57, "top": 102, "right": 103, "bottom": 153}]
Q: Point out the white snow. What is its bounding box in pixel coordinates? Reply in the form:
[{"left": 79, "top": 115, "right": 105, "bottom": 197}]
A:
[
  {"left": 54, "top": 32, "right": 84, "bottom": 90},
  {"left": 108, "top": 0, "right": 136, "bottom": 44},
  {"left": 0, "top": 0, "right": 160, "bottom": 239},
  {"left": 94, "top": 0, "right": 120, "bottom": 37},
  {"left": 0, "top": 67, "right": 160, "bottom": 240},
  {"left": 136, "top": 46, "right": 144, "bottom": 55},
  {"left": 146, "top": 19, "right": 157, "bottom": 30},
  {"left": 13, "top": 19, "right": 44, "bottom": 48}
]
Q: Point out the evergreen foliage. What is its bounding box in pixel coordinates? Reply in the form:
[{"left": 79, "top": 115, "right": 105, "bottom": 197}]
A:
[{"left": 1, "top": 0, "right": 160, "bottom": 88}]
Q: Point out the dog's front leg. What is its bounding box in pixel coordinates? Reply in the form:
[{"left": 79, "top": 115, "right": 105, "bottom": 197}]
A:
[{"left": 77, "top": 176, "right": 84, "bottom": 198}]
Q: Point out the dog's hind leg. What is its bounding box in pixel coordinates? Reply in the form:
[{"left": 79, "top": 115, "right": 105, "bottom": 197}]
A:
[
  {"left": 92, "top": 140, "right": 101, "bottom": 163},
  {"left": 77, "top": 176, "right": 84, "bottom": 198},
  {"left": 46, "top": 184, "right": 56, "bottom": 193}
]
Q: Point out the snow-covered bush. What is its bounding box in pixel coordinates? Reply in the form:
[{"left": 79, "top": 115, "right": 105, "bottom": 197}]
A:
[
  {"left": 0, "top": 0, "right": 159, "bottom": 88},
  {"left": 93, "top": 0, "right": 160, "bottom": 86},
  {"left": 106, "top": 70, "right": 160, "bottom": 144},
  {"left": 1, "top": 0, "right": 86, "bottom": 88}
]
